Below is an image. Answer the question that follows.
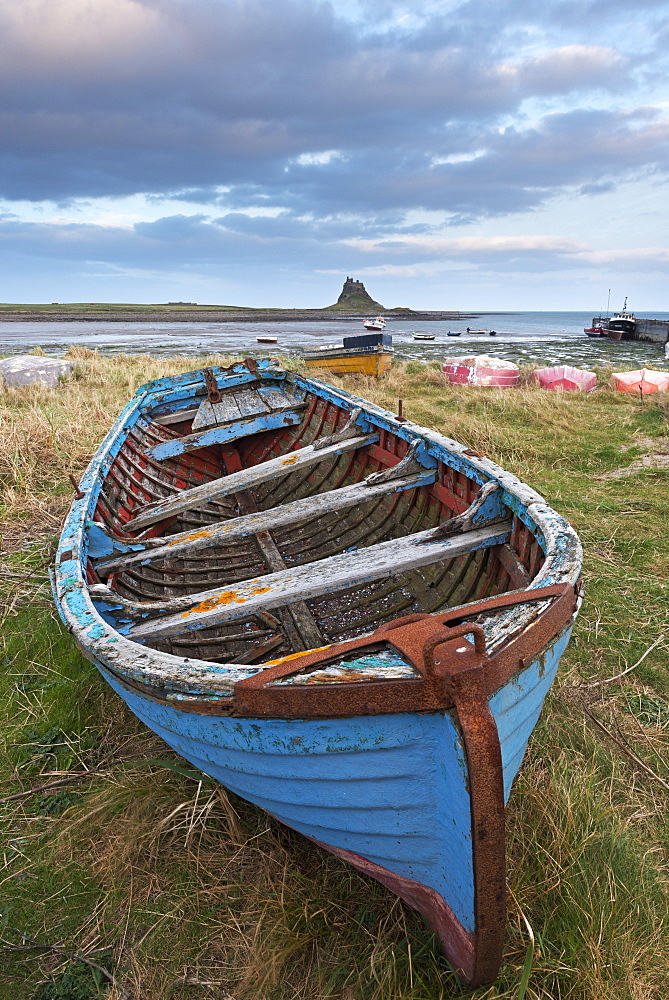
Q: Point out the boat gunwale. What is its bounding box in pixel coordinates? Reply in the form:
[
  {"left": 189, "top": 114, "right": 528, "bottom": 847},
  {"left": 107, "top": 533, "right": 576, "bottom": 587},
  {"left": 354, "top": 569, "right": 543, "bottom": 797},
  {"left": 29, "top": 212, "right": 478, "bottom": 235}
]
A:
[{"left": 53, "top": 363, "right": 582, "bottom": 700}]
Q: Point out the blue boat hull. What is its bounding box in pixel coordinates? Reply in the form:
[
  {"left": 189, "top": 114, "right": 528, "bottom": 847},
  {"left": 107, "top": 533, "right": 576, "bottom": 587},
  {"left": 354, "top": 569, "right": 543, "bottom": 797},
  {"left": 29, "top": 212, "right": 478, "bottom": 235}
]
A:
[
  {"left": 53, "top": 360, "right": 582, "bottom": 984},
  {"left": 97, "top": 623, "right": 570, "bottom": 980}
]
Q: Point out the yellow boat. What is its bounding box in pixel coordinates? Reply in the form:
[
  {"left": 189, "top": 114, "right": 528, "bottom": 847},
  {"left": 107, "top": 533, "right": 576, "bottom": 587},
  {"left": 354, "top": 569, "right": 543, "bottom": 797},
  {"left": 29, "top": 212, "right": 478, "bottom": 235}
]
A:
[
  {"left": 303, "top": 345, "right": 393, "bottom": 376},
  {"left": 303, "top": 332, "right": 393, "bottom": 376}
]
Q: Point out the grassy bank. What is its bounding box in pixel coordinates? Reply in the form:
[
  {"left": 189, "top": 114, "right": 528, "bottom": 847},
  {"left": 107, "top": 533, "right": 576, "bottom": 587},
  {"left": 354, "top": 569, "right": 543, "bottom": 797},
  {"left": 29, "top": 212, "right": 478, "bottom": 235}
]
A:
[
  {"left": 0, "top": 302, "right": 467, "bottom": 322},
  {"left": 1, "top": 352, "right": 668, "bottom": 1000}
]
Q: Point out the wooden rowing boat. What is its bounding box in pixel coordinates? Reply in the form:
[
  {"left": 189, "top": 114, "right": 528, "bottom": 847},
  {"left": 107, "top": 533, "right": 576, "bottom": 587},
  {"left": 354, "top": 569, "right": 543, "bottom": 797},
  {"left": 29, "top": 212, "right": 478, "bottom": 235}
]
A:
[
  {"left": 532, "top": 365, "right": 597, "bottom": 392},
  {"left": 303, "top": 332, "right": 393, "bottom": 376},
  {"left": 52, "top": 359, "right": 582, "bottom": 986},
  {"left": 443, "top": 356, "right": 520, "bottom": 387},
  {"left": 610, "top": 369, "right": 669, "bottom": 394}
]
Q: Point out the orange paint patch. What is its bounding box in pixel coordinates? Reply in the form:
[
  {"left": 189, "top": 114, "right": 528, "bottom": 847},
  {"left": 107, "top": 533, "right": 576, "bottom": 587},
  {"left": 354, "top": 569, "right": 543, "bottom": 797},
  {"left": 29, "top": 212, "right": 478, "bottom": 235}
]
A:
[
  {"left": 183, "top": 585, "right": 272, "bottom": 616},
  {"left": 166, "top": 528, "right": 214, "bottom": 547},
  {"left": 264, "top": 645, "right": 331, "bottom": 666},
  {"left": 280, "top": 455, "right": 299, "bottom": 465}
]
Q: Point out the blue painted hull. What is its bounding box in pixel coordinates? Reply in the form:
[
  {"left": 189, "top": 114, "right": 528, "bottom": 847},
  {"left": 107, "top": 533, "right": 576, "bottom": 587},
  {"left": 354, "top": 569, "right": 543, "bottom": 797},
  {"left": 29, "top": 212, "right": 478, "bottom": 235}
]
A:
[
  {"left": 53, "top": 360, "right": 582, "bottom": 984},
  {"left": 97, "top": 623, "right": 570, "bottom": 961}
]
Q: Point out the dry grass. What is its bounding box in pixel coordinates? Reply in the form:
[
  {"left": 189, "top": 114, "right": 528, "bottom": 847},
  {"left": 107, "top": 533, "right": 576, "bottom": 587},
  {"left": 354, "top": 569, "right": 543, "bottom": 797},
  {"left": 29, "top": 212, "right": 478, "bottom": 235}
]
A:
[
  {"left": 1, "top": 354, "right": 668, "bottom": 999},
  {"left": 0, "top": 349, "right": 244, "bottom": 532}
]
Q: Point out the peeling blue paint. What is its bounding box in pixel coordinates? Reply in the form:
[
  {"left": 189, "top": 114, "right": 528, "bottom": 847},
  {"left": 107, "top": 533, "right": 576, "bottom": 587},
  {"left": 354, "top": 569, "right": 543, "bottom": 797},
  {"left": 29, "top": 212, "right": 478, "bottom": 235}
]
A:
[{"left": 50, "top": 356, "right": 582, "bottom": 961}]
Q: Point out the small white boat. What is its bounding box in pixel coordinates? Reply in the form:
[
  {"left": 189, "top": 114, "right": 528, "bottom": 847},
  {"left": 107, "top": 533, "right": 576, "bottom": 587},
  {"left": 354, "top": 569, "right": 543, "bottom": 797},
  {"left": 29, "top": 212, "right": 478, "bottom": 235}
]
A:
[
  {"left": 257, "top": 336, "right": 278, "bottom": 344},
  {"left": 363, "top": 316, "right": 386, "bottom": 331}
]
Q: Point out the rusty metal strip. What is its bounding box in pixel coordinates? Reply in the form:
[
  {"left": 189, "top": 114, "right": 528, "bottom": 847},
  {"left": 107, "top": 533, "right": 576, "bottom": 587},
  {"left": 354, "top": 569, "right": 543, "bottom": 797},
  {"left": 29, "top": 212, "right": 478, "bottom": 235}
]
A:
[
  {"left": 422, "top": 625, "right": 505, "bottom": 984},
  {"left": 233, "top": 583, "right": 576, "bottom": 719}
]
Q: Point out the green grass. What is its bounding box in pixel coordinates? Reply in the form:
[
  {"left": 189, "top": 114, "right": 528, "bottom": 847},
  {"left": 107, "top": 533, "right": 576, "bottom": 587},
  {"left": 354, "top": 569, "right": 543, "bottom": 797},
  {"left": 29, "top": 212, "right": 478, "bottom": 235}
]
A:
[{"left": 1, "top": 356, "right": 668, "bottom": 998}]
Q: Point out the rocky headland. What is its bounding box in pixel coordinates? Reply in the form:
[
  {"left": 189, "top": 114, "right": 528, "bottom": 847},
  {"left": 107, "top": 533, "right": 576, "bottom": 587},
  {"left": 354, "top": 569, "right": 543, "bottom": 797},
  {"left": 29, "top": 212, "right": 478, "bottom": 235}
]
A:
[{"left": 0, "top": 279, "right": 480, "bottom": 322}]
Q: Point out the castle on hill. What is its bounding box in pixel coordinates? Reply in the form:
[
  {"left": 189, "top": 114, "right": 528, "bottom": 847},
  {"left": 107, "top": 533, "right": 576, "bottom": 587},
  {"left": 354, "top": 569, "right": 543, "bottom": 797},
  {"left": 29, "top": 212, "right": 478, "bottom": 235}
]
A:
[{"left": 333, "top": 277, "right": 384, "bottom": 310}]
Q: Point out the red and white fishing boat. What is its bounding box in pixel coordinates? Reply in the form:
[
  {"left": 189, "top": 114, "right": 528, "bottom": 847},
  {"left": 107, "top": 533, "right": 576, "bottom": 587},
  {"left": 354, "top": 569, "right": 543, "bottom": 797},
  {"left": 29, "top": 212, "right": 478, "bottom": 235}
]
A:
[
  {"left": 610, "top": 369, "right": 669, "bottom": 395},
  {"left": 532, "top": 366, "right": 597, "bottom": 392},
  {"left": 443, "top": 355, "right": 520, "bottom": 387},
  {"left": 583, "top": 321, "right": 608, "bottom": 337}
]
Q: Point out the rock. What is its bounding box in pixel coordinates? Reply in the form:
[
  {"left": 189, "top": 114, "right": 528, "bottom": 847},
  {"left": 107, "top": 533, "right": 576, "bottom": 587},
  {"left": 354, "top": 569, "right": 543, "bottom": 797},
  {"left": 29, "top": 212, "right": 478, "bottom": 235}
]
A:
[
  {"left": 0, "top": 354, "right": 74, "bottom": 387},
  {"left": 329, "top": 277, "right": 384, "bottom": 311}
]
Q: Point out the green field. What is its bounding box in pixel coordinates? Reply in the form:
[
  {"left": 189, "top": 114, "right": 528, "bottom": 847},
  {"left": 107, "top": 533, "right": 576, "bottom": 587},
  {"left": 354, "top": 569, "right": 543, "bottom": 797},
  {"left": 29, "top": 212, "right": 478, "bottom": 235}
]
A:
[
  {"left": 0, "top": 302, "right": 256, "bottom": 314},
  {"left": 1, "top": 352, "right": 668, "bottom": 999}
]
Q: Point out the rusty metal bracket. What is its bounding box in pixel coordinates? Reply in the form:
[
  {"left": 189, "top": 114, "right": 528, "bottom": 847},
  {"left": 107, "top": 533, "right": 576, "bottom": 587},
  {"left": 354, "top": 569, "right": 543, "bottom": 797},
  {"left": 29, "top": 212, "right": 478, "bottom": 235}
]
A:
[
  {"left": 233, "top": 582, "right": 577, "bottom": 719},
  {"left": 202, "top": 367, "right": 222, "bottom": 404},
  {"left": 423, "top": 631, "right": 505, "bottom": 985}
]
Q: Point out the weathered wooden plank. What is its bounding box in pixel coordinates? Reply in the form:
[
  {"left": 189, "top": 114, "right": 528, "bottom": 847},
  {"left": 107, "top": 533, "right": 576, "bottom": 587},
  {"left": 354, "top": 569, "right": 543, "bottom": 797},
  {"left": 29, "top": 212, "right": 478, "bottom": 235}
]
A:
[
  {"left": 252, "top": 527, "right": 324, "bottom": 650},
  {"left": 496, "top": 543, "right": 531, "bottom": 588},
  {"left": 153, "top": 407, "right": 200, "bottom": 427},
  {"left": 146, "top": 408, "right": 307, "bottom": 462},
  {"left": 257, "top": 385, "right": 300, "bottom": 410},
  {"left": 125, "top": 432, "right": 379, "bottom": 531},
  {"left": 191, "top": 395, "right": 242, "bottom": 431},
  {"left": 233, "top": 389, "right": 270, "bottom": 418},
  {"left": 128, "top": 520, "right": 512, "bottom": 640},
  {"left": 191, "top": 386, "right": 304, "bottom": 432},
  {"left": 95, "top": 471, "right": 433, "bottom": 575}
]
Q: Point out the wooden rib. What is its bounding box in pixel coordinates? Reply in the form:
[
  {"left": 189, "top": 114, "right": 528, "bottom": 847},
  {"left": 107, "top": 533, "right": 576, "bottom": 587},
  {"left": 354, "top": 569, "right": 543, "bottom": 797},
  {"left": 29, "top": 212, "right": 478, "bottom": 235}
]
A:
[
  {"left": 252, "top": 408, "right": 347, "bottom": 506},
  {"left": 304, "top": 485, "right": 432, "bottom": 612},
  {"left": 95, "top": 472, "right": 430, "bottom": 576},
  {"left": 127, "top": 520, "right": 512, "bottom": 640},
  {"left": 124, "top": 432, "right": 379, "bottom": 531}
]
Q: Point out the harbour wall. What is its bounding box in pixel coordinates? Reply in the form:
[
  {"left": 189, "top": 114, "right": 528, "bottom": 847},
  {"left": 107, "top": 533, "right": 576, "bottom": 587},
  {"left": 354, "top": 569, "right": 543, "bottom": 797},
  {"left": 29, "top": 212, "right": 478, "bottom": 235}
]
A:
[
  {"left": 634, "top": 319, "right": 669, "bottom": 344},
  {"left": 591, "top": 317, "right": 669, "bottom": 344}
]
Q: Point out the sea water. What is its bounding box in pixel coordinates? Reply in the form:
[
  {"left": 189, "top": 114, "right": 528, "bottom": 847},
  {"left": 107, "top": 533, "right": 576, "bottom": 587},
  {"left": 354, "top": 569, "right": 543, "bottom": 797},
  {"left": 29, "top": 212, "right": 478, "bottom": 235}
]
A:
[{"left": 1, "top": 311, "right": 668, "bottom": 370}]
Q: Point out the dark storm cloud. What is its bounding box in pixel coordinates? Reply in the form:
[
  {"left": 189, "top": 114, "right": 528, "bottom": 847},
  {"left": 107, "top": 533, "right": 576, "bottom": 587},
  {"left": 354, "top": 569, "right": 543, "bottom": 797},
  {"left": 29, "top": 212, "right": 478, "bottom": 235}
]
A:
[{"left": 0, "top": 0, "right": 652, "bottom": 216}]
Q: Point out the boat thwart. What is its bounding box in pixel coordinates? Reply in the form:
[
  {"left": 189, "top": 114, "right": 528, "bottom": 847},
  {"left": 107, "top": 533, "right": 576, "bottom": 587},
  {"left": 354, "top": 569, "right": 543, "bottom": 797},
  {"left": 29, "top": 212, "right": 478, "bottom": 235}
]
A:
[{"left": 53, "top": 358, "right": 582, "bottom": 985}]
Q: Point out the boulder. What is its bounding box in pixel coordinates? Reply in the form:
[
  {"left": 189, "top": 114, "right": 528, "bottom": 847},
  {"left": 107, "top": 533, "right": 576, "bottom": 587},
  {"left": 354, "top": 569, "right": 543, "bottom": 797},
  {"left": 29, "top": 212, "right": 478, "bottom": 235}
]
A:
[{"left": 0, "top": 354, "right": 74, "bottom": 387}]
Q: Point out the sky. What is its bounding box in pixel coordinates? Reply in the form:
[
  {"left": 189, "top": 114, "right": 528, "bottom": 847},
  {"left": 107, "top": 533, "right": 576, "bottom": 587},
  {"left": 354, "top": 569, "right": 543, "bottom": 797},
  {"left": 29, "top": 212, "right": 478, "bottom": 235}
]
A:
[{"left": 2, "top": 0, "right": 669, "bottom": 311}]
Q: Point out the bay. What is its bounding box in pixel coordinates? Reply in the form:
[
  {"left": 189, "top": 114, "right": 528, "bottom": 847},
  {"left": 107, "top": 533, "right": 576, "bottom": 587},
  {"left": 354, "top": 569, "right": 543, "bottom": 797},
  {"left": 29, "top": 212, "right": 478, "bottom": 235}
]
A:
[{"left": 1, "top": 311, "right": 668, "bottom": 370}]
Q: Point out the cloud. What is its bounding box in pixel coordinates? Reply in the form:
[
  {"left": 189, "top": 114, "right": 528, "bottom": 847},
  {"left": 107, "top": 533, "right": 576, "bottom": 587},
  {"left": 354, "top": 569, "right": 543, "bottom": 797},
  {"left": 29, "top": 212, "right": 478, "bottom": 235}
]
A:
[
  {"left": 513, "top": 45, "right": 629, "bottom": 94},
  {"left": 2, "top": 0, "right": 669, "bottom": 308},
  {"left": 0, "top": 0, "right": 651, "bottom": 215}
]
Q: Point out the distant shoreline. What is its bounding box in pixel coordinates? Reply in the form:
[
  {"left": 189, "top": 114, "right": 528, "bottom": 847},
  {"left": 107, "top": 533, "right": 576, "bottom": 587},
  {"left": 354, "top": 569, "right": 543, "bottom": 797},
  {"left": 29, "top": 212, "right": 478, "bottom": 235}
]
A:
[{"left": 0, "top": 306, "right": 485, "bottom": 323}]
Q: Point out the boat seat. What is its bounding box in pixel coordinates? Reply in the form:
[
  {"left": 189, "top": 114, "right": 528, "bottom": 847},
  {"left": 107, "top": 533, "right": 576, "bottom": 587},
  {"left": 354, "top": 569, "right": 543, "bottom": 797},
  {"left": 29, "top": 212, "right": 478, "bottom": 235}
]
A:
[
  {"left": 95, "top": 468, "right": 435, "bottom": 576},
  {"left": 115, "top": 519, "right": 513, "bottom": 641},
  {"left": 192, "top": 385, "right": 304, "bottom": 432},
  {"left": 126, "top": 428, "right": 380, "bottom": 531}
]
